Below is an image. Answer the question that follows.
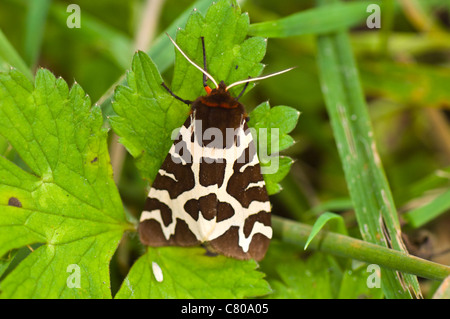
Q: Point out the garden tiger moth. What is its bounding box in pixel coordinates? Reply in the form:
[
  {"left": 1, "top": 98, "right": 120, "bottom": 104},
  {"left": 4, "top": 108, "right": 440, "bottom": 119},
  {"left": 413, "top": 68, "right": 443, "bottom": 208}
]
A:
[{"left": 138, "top": 34, "right": 293, "bottom": 261}]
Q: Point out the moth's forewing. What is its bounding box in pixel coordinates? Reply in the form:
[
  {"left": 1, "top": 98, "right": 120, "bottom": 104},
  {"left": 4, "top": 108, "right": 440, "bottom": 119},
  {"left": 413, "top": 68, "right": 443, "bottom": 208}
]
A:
[{"left": 139, "top": 88, "right": 272, "bottom": 261}]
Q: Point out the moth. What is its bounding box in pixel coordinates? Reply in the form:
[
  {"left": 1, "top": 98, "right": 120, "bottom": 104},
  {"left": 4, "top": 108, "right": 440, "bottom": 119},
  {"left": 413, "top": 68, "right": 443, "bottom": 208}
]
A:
[{"left": 139, "top": 34, "right": 292, "bottom": 261}]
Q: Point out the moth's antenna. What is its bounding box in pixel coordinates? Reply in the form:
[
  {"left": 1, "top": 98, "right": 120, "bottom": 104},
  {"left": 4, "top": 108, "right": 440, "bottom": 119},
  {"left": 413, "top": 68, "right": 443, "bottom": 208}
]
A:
[
  {"left": 166, "top": 33, "right": 218, "bottom": 89},
  {"left": 226, "top": 67, "right": 295, "bottom": 91}
]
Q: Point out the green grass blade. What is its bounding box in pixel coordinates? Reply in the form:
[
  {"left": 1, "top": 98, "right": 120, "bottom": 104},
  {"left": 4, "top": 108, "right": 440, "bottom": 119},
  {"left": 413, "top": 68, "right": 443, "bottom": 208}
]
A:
[
  {"left": 403, "top": 189, "right": 450, "bottom": 228},
  {"left": 0, "top": 29, "right": 33, "bottom": 80},
  {"left": 304, "top": 212, "right": 347, "bottom": 249},
  {"left": 248, "top": 1, "right": 372, "bottom": 38},
  {"left": 308, "top": 197, "right": 353, "bottom": 215},
  {"left": 397, "top": 166, "right": 450, "bottom": 205},
  {"left": 23, "top": 0, "right": 51, "bottom": 68},
  {"left": 315, "top": 0, "right": 421, "bottom": 298},
  {"left": 432, "top": 276, "right": 450, "bottom": 299}
]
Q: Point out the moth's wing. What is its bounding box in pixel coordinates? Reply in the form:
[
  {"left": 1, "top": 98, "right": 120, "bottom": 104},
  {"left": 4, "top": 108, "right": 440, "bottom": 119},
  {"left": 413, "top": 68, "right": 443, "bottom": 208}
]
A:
[
  {"left": 206, "top": 122, "right": 272, "bottom": 261},
  {"left": 139, "top": 115, "right": 272, "bottom": 261},
  {"left": 139, "top": 115, "right": 201, "bottom": 247}
]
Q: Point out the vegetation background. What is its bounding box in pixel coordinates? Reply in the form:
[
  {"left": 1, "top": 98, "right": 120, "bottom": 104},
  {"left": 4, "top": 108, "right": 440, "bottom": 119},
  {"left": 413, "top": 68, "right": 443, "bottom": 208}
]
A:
[{"left": 0, "top": 0, "right": 449, "bottom": 299}]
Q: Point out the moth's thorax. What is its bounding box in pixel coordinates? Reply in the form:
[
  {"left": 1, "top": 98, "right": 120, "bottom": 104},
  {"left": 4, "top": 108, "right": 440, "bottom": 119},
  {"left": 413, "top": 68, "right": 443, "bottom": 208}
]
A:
[
  {"left": 198, "top": 81, "right": 239, "bottom": 109},
  {"left": 192, "top": 82, "right": 247, "bottom": 147}
]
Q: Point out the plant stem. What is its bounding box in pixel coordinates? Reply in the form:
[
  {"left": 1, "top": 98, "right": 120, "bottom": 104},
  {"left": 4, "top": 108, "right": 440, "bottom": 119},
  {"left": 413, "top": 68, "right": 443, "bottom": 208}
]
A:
[{"left": 272, "top": 216, "right": 450, "bottom": 282}]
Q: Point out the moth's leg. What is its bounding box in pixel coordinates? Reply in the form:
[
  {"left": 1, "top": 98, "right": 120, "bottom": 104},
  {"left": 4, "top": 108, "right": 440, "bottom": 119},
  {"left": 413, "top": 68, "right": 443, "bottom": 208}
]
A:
[
  {"left": 161, "top": 83, "right": 192, "bottom": 105},
  {"left": 201, "top": 37, "right": 208, "bottom": 89},
  {"left": 201, "top": 243, "right": 219, "bottom": 257}
]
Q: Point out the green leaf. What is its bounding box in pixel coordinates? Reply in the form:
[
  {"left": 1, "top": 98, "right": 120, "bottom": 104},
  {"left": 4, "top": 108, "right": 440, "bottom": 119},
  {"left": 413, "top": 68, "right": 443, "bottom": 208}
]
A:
[
  {"left": 262, "top": 241, "right": 383, "bottom": 299},
  {"left": 337, "top": 261, "right": 384, "bottom": 299},
  {"left": 262, "top": 156, "right": 294, "bottom": 195},
  {"left": 304, "top": 212, "right": 347, "bottom": 250},
  {"left": 109, "top": 51, "right": 189, "bottom": 182},
  {"left": 99, "top": 0, "right": 216, "bottom": 117},
  {"left": 249, "top": 101, "right": 299, "bottom": 195},
  {"left": 0, "top": 250, "right": 17, "bottom": 278},
  {"left": 266, "top": 252, "right": 336, "bottom": 298},
  {"left": 0, "top": 68, "right": 131, "bottom": 298},
  {"left": 115, "top": 246, "right": 271, "bottom": 299},
  {"left": 171, "top": 0, "right": 266, "bottom": 99},
  {"left": 249, "top": 101, "right": 300, "bottom": 154}
]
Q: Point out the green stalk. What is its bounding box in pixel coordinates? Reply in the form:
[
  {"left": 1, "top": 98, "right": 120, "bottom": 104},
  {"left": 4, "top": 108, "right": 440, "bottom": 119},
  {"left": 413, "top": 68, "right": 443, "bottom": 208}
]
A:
[
  {"left": 315, "top": 0, "right": 421, "bottom": 298},
  {"left": 272, "top": 216, "right": 450, "bottom": 282}
]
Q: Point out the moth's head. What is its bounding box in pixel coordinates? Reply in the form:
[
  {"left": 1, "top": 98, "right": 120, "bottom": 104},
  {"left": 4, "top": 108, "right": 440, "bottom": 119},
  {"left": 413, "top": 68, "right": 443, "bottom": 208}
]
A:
[
  {"left": 204, "top": 80, "right": 227, "bottom": 95},
  {"left": 201, "top": 81, "right": 239, "bottom": 109}
]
